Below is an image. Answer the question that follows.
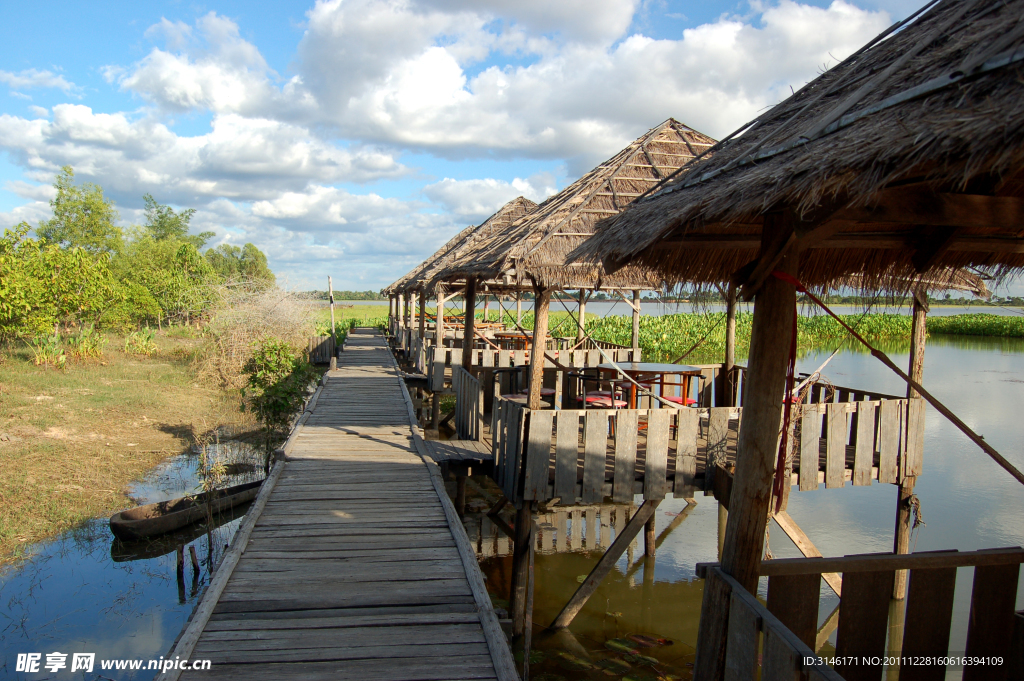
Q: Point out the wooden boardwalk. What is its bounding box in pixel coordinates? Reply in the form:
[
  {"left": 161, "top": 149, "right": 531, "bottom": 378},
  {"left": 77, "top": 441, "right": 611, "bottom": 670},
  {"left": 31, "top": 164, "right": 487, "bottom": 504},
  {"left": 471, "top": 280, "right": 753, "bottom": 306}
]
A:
[{"left": 166, "top": 329, "right": 515, "bottom": 681}]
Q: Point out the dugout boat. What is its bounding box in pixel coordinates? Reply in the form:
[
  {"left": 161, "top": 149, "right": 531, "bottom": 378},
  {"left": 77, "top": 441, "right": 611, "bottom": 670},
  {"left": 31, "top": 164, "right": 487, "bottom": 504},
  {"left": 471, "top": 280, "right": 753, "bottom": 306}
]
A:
[{"left": 109, "top": 480, "right": 262, "bottom": 541}]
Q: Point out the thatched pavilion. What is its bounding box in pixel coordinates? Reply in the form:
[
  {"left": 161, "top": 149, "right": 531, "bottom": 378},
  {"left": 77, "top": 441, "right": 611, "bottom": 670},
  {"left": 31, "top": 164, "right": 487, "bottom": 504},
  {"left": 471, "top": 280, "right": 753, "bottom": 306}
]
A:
[
  {"left": 430, "top": 119, "right": 717, "bottom": 401},
  {"left": 569, "top": 0, "right": 1024, "bottom": 675}
]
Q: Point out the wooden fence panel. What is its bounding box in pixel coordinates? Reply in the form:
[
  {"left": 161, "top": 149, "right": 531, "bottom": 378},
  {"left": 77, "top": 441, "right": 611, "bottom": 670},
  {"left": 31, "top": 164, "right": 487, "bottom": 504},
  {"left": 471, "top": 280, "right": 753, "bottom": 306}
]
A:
[
  {"left": 673, "top": 408, "right": 699, "bottom": 497},
  {"left": 522, "top": 411, "right": 554, "bottom": 501},
  {"left": 644, "top": 409, "right": 670, "bottom": 500},
  {"left": 825, "top": 403, "right": 848, "bottom": 489},
  {"left": 878, "top": 400, "right": 900, "bottom": 484},
  {"left": 799, "top": 406, "right": 821, "bottom": 491},
  {"left": 554, "top": 412, "right": 580, "bottom": 501},
  {"left": 853, "top": 402, "right": 876, "bottom": 486},
  {"left": 582, "top": 412, "right": 608, "bottom": 504},
  {"left": 612, "top": 410, "right": 639, "bottom": 502}
]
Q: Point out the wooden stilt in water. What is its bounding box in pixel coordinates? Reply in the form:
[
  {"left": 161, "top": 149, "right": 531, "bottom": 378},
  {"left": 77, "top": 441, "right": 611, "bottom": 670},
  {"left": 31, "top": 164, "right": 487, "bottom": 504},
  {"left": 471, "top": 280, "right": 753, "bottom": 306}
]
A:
[
  {"left": 528, "top": 287, "right": 552, "bottom": 411},
  {"left": 644, "top": 515, "right": 656, "bottom": 558},
  {"left": 641, "top": 553, "right": 656, "bottom": 632},
  {"left": 523, "top": 521, "right": 536, "bottom": 681},
  {"left": 551, "top": 500, "right": 660, "bottom": 628},
  {"left": 463, "top": 279, "right": 476, "bottom": 369},
  {"left": 176, "top": 545, "right": 185, "bottom": 577},
  {"left": 894, "top": 288, "right": 926, "bottom": 599},
  {"left": 695, "top": 211, "right": 799, "bottom": 680},
  {"left": 189, "top": 544, "right": 200, "bottom": 573},
  {"left": 510, "top": 503, "right": 535, "bottom": 637},
  {"left": 455, "top": 475, "right": 467, "bottom": 518}
]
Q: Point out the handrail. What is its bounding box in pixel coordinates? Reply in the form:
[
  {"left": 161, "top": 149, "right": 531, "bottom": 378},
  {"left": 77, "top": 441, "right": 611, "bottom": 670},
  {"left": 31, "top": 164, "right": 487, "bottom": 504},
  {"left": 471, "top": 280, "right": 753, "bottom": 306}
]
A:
[{"left": 696, "top": 546, "right": 1024, "bottom": 578}]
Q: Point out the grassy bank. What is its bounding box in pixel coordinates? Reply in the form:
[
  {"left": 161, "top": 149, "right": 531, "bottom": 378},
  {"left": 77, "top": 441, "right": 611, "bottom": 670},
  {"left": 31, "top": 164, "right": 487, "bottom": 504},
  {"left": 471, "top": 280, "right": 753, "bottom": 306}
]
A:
[{"left": 0, "top": 332, "right": 253, "bottom": 563}]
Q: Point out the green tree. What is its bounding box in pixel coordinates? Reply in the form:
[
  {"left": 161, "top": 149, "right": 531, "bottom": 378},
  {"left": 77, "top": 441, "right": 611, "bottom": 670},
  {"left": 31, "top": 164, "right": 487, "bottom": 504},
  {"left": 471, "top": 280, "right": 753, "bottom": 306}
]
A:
[
  {"left": 142, "top": 193, "right": 213, "bottom": 248},
  {"left": 205, "top": 243, "right": 276, "bottom": 286},
  {"left": 37, "top": 166, "right": 122, "bottom": 255}
]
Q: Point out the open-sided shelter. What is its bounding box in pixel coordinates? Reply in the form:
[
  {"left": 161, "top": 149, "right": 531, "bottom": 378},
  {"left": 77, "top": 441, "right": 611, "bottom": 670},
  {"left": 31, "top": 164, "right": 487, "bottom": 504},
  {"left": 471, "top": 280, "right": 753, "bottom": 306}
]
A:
[{"left": 569, "top": 0, "right": 1024, "bottom": 675}]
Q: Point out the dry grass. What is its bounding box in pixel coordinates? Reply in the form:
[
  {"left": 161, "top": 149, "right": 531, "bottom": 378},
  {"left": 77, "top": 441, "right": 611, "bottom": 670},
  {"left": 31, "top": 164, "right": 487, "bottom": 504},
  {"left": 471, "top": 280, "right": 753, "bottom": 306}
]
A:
[
  {"left": 199, "top": 286, "right": 319, "bottom": 390},
  {"left": 0, "top": 332, "right": 254, "bottom": 564}
]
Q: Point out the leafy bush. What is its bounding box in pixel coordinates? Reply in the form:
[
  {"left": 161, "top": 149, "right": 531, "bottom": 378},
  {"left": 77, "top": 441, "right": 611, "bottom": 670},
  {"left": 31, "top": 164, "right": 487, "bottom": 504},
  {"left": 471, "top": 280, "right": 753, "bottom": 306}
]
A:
[
  {"left": 241, "top": 339, "right": 317, "bottom": 439},
  {"left": 28, "top": 334, "right": 67, "bottom": 370},
  {"left": 927, "top": 313, "right": 1024, "bottom": 337},
  {"left": 66, "top": 325, "right": 107, "bottom": 360},
  {"left": 124, "top": 328, "right": 158, "bottom": 356}
]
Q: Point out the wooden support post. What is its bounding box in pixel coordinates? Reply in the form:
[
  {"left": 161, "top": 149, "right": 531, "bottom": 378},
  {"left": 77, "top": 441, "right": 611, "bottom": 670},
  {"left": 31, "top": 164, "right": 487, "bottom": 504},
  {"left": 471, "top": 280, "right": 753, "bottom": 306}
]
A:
[
  {"left": 516, "top": 293, "right": 523, "bottom": 325},
  {"left": 417, "top": 290, "right": 427, "bottom": 371},
  {"left": 631, "top": 290, "right": 641, "bottom": 353},
  {"left": 189, "top": 544, "right": 200, "bottom": 573},
  {"left": 895, "top": 289, "right": 926, "bottom": 599},
  {"left": 717, "top": 502, "right": 728, "bottom": 561},
  {"left": 328, "top": 276, "right": 336, "bottom": 337},
  {"left": 644, "top": 515, "right": 656, "bottom": 558},
  {"left": 725, "top": 283, "right": 737, "bottom": 406},
  {"left": 437, "top": 287, "right": 447, "bottom": 348},
  {"left": 388, "top": 295, "right": 395, "bottom": 331},
  {"left": 431, "top": 390, "right": 441, "bottom": 429},
  {"left": 696, "top": 212, "right": 798, "bottom": 680},
  {"left": 551, "top": 500, "right": 661, "bottom": 628},
  {"left": 510, "top": 503, "right": 534, "bottom": 638},
  {"left": 528, "top": 287, "right": 552, "bottom": 411},
  {"left": 176, "top": 545, "right": 185, "bottom": 578},
  {"left": 484, "top": 294, "right": 490, "bottom": 322},
  {"left": 455, "top": 474, "right": 467, "bottom": 518},
  {"left": 577, "top": 290, "right": 587, "bottom": 343},
  {"left": 463, "top": 280, "right": 476, "bottom": 368}
]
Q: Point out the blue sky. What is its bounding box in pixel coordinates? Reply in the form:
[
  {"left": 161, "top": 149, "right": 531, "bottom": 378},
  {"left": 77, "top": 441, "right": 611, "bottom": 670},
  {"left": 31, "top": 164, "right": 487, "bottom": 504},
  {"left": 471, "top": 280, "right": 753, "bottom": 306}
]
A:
[{"left": 6, "top": 0, "right": 1002, "bottom": 296}]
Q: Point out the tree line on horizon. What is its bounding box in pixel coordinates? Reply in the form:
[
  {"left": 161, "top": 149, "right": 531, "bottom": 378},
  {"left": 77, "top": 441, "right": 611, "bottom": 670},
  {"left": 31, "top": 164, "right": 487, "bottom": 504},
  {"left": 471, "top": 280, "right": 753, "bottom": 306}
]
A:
[{"left": 0, "top": 166, "right": 276, "bottom": 339}]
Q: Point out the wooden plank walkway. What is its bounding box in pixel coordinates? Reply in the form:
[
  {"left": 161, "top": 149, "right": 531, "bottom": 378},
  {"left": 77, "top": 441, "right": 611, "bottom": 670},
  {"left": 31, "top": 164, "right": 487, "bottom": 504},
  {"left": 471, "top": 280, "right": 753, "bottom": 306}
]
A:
[{"left": 166, "top": 329, "right": 516, "bottom": 681}]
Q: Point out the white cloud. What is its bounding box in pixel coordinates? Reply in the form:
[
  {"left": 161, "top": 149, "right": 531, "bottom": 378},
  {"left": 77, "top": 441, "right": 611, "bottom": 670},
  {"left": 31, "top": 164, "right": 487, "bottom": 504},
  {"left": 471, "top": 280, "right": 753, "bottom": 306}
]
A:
[
  {"left": 423, "top": 172, "right": 556, "bottom": 219},
  {"left": 0, "top": 68, "right": 77, "bottom": 94}
]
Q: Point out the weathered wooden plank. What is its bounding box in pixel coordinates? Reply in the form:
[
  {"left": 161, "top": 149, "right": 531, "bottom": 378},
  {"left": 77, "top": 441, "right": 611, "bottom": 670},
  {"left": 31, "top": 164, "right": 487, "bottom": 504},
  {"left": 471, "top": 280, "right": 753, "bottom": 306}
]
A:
[
  {"left": 963, "top": 562, "right": 1021, "bottom": 680},
  {"left": 901, "top": 566, "right": 956, "bottom": 681},
  {"left": 834, "top": 570, "right": 895, "bottom": 680},
  {"left": 554, "top": 411, "right": 581, "bottom": 501},
  {"left": 723, "top": 592, "right": 760, "bottom": 681},
  {"left": 878, "top": 399, "right": 900, "bottom": 484},
  {"left": 766, "top": 573, "right": 820, "bottom": 650},
  {"left": 852, "top": 401, "right": 875, "bottom": 486},
  {"left": 673, "top": 408, "right": 699, "bottom": 496},
  {"left": 644, "top": 409, "right": 670, "bottom": 500},
  {"left": 799, "top": 406, "right": 820, "bottom": 491},
  {"left": 612, "top": 411, "right": 639, "bottom": 502},
  {"left": 825, "top": 402, "right": 847, "bottom": 489},
  {"left": 523, "top": 410, "right": 554, "bottom": 500},
  {"left": 904, "top": 397, "right": 925, "bottom": 477},
  {"left": 706, "top": 408, "right": 730, "bottom": 491},
  {"left": 582, "top": 412, "right": 608, "bottom": 503}
]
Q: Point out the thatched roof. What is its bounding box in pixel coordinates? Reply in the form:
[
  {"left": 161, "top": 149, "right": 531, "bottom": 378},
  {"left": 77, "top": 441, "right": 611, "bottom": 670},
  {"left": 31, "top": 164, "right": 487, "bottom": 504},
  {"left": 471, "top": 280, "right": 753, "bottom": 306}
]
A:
[
  {"left": 570, "top": 0, "right": 1024, "bottom": 295},
  {"left": 382, "top": 197, "right": 538, "bottom": 296},
  {"left": 432, "top": 119, "right": 717, "bottom": 291}
]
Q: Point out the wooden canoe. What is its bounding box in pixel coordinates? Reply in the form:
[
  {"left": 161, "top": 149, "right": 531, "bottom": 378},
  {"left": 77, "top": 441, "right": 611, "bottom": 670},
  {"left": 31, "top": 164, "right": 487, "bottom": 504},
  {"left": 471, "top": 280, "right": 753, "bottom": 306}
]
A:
[{"left": 109, "top": 480, "right": 263, "bottom": 541}]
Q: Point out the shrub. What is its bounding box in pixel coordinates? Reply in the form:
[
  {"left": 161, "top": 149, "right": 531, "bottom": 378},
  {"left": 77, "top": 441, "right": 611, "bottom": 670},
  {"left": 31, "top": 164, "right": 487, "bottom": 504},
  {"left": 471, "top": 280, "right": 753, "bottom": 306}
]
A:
[
  {"left": 28, "top": 333, "right": 67, "bottom": 370},
  {"left": 241, "top": 338, "right": 317, "bottom": 441},
  {"left": 66, "top": 324, "right": 107, "bottom": 360},
  {"left": 124, "top": 328, "right": 158, "bottom": 356}
]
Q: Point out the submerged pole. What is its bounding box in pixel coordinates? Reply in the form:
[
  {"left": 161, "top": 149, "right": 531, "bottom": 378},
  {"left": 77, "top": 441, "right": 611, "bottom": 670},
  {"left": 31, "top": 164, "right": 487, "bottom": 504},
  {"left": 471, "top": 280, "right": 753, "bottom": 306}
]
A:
[
  {"left": 510, "top": 503, "right": 535, "bottom": 637},
  {"left": 463, "top": 279, "right": 476, "bottom": 369},
  {"left": 894, "top": 287, "right": 926, "bottom": 599}
]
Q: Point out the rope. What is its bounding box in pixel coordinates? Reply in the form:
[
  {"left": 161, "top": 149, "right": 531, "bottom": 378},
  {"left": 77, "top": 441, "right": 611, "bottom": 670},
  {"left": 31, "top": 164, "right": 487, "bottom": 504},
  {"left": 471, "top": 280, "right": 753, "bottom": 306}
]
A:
[{"left": 770, "top": 271, "right": 1024, "bottom": 488}]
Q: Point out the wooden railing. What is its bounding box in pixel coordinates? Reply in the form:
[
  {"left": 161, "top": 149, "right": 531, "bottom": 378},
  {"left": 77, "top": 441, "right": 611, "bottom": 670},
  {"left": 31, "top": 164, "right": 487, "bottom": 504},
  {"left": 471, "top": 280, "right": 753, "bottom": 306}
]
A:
[
  {"left": 695, "top": 548, "right": 1024, "bottom": 681},
  {"left": 427, "top": 346, "right": 641, "bottom": 392},
  {"left": 307, "top": 335, "right": 335, "bottom": 365},
  {"left": 452, "top": 366, "right": 484, "bottom": 441},
  {"left": 489, "top": 393, "right": 921, "bottom": 505},
  {"left": 464, "top": 503, "right": 635, "bottom": 557}
]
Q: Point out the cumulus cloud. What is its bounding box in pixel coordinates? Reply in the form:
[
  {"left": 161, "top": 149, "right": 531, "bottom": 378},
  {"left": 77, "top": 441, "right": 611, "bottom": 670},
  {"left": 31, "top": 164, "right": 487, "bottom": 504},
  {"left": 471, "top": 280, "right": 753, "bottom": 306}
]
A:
[
  {"left": 0, "top": 68, "right": 77, "bottom": 94},
  {"left": 423, "top": 172, "right": 556, "bottom": 220}
]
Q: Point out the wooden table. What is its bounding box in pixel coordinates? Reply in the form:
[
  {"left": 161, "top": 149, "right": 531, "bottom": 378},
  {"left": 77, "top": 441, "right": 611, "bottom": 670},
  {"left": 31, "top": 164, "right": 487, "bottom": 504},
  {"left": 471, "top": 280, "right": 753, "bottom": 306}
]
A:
[
  {"left": 493, "top": 331, "right": 533, "bottom": 350},
  {"left": 596, "top": 362, "right": 703, "bottom": 408}
]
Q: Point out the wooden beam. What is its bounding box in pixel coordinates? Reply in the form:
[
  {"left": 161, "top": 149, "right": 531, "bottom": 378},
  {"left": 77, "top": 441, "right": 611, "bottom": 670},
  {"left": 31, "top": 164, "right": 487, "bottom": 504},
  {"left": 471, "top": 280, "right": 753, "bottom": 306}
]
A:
[
  {"left": 550, "top": 500, "right": 661, "bottom": 628},
  {"left": 835, "top": 188, "right": 1024, "bottom": 231},
  {"left": 528, "top": 287, "right": 553, "bottom": 411},
  {"left": 772, "top": 511, "right": 842, "bottom": 596}
]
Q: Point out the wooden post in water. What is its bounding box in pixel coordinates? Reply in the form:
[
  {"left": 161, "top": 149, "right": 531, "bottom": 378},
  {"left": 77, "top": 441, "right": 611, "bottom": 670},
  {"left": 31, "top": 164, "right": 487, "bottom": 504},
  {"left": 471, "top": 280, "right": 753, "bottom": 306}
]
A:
[
  {"left": 695, "top": 212, "right": 798, "bottom": 680},
  {"left": 631, "top": 290, "right": 641, "bottom": 354},
  {"left": 528, "top": 287, "right": 553, "bottom": 410},
  {"left": 725, "top": 283, "right": 737, "bottom": 406},
  {"left": 189, "top": 545, "right": 200, "bottom": 573},
  {"left": 894, "top": 287, "right": 926, "bottom": 599},
  {"left": 644, "top": 515, "right": 656, "bottom": 558},
  {"left": 510, "top": 502, "right": 535, "bottom": 637},
  {"left": 462, "top": 280, "right": 476, "bottom": 368}
]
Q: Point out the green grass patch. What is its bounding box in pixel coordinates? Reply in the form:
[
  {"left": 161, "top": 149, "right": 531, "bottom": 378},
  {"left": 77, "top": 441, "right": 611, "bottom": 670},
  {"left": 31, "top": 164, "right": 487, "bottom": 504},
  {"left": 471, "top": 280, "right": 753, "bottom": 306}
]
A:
[{"left": 926, "top": 313, "right": 1024, "bottom": 337}]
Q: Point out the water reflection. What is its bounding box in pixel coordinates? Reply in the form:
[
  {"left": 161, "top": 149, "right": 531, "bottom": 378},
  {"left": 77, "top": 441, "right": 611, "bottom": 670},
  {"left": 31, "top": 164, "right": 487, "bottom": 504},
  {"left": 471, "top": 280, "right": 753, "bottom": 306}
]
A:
[
  {"left": 0, "top": 438, "right": 265, "bottom": 680},
  {"left": 461, "top": 335, "right": 1024, "bottom": 680}
]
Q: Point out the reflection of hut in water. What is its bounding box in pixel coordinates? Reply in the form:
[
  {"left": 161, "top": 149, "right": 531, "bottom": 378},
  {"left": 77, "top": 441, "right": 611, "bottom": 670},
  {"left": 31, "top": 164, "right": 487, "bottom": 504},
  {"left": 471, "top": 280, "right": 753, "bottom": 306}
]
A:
[{"left": 569, "top": 0, "right": 1024, "bottom": 675}]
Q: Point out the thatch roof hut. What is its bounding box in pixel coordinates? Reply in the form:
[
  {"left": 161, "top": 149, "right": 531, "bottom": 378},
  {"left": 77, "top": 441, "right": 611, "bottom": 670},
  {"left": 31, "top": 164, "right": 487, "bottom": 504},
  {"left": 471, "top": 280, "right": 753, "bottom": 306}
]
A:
[
  {"left": 432, "top": 118, "right": 716, "bottom": 292},
  {"left": 564, "top": 0, "right": 1024, "bottom": 666},
  {"left": 570, "top": 0, "right": 1024, "bottom": 295}
]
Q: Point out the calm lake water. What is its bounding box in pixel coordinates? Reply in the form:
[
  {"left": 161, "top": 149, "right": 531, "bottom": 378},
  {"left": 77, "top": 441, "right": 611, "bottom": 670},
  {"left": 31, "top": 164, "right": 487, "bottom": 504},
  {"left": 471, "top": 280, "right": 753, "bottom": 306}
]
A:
[
  {"left": 466, "top": 334, "right": 1024, "bottom": 680},
  {"left": 2, "top": 334, "right": 1022, "bottom": 680},
  {"left": 0, "top": 440, "right": 264, "bottom": 680}
]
